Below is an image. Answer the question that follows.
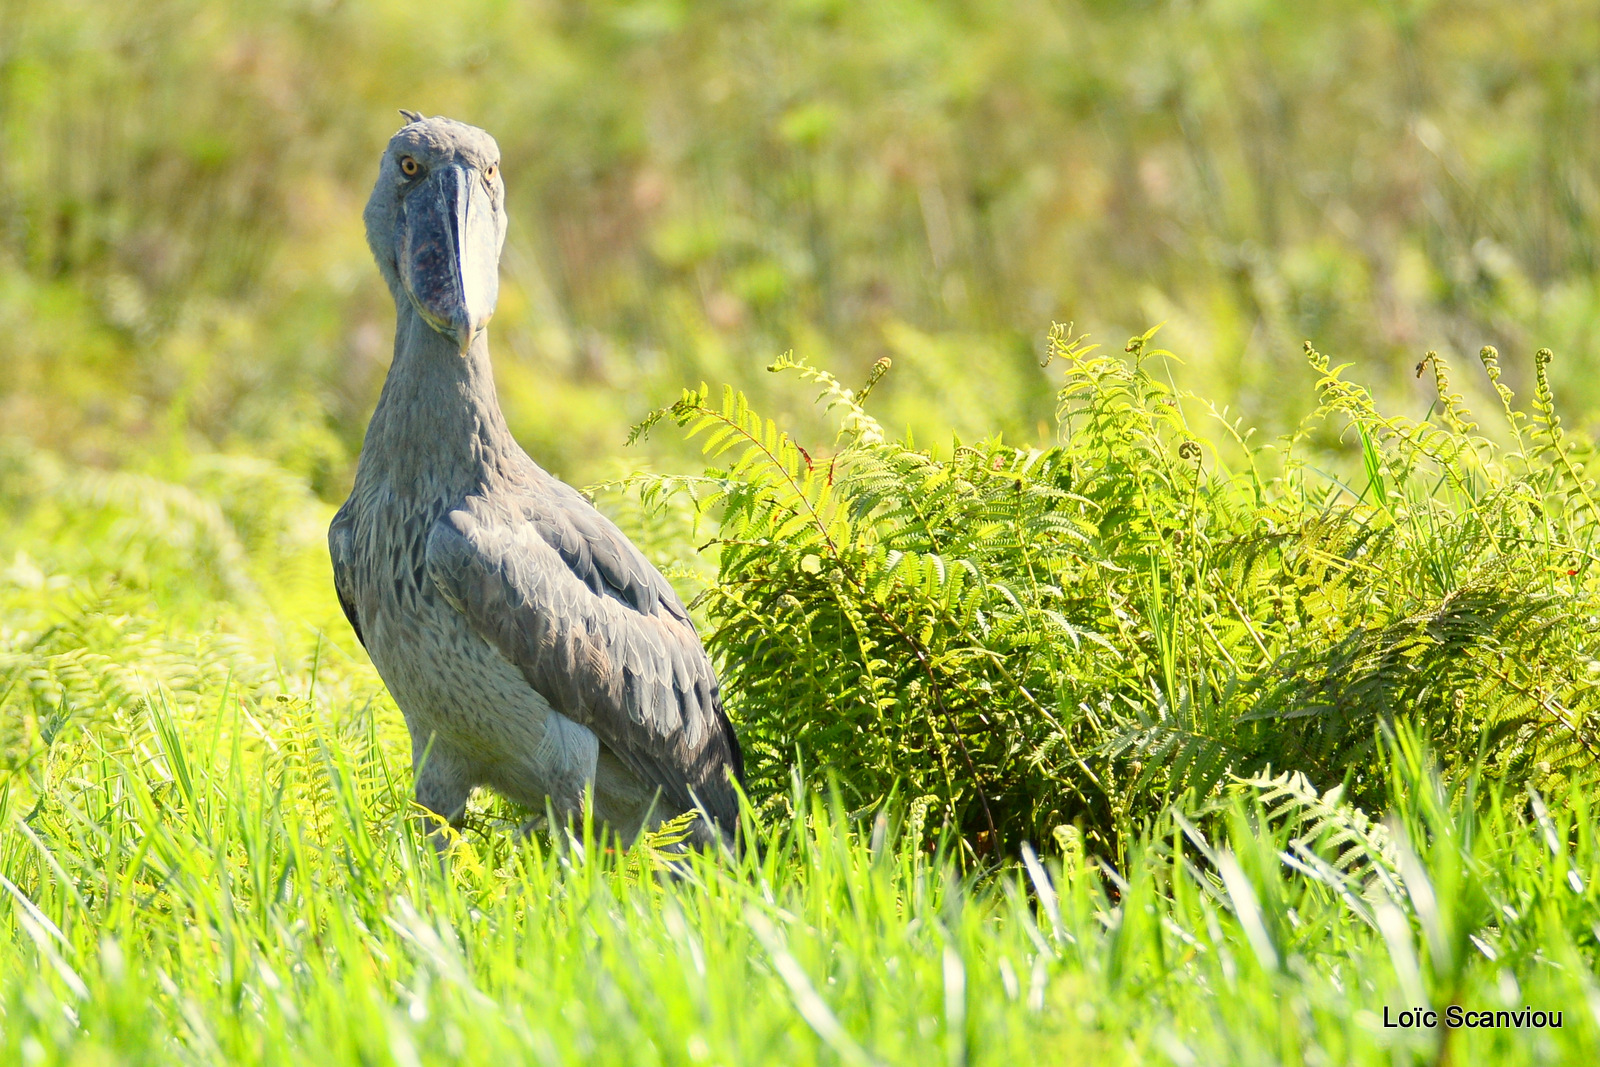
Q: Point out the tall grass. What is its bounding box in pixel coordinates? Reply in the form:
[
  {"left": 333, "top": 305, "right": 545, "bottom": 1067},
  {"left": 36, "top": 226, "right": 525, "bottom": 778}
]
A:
[{"left": 2, "top": 651, "right": 1596, "bottom": 1063}]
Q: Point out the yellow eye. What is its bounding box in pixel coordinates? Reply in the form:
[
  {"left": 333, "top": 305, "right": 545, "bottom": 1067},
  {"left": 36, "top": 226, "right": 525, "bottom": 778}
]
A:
[
  {"left": 484, "top": 164, "right": 498, "bottom": 182},
  {"left": 399, "top": 156, "right": 420, "bottom": 177}
]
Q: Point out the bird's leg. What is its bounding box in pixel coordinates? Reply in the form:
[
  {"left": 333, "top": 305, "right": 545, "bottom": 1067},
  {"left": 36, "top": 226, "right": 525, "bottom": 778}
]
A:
[
  {"left": 497, "top": 720, "right": 598, "bottom": 845},
  {"left": 590, "top": 747, "right": 658, "bottom": 849},
  {"left": 513, "top": 811, "right": 550, "bottom": 839},
  {"left": 412, "top": 737, "right": 472, "bottom": 858},
  {"left": 514, "top": 798, "right": 590, "bottom": 863}
]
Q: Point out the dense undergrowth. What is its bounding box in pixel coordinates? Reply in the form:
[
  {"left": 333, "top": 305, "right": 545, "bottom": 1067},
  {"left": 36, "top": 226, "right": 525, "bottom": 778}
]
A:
[
  {"left": 2, "top": 334, "right": 1599, "bottom": 1062},
  {"left": 631, "top": 329, "right": 1600, "bottom": 859}
]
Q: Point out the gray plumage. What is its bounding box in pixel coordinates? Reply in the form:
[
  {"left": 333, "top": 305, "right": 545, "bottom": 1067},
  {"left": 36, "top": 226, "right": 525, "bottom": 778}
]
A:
[{"left": 330, "top": 114, "right": 742, "bottom": 848}]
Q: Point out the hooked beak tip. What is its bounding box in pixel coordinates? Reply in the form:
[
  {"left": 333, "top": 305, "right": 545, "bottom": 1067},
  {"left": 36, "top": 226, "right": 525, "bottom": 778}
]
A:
[{"left": 451, "top": 310, "right": 493, "bottom": 354}]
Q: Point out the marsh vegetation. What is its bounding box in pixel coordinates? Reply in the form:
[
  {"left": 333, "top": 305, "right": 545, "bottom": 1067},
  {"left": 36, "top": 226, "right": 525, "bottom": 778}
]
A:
[{"left": 3, "top": 1, "right": 1600, "bottom": 1063}]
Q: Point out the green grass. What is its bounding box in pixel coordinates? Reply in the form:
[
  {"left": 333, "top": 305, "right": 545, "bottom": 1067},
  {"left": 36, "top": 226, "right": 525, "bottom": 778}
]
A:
[
  {"left": 1, "top": 632, "right": 1597, "bottom": 1065},
  {"left": 4, "top": 339, "right": 1600, "bottom": 1064}
]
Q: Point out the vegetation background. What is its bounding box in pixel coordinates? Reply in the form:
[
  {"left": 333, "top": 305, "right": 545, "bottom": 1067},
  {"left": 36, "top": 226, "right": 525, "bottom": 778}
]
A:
[
  {"left": 5, "top": 0, "right": 1600, "bottom": 486},
  {"left": 3, "top": 1, "right": 1600, "bottom": 1064}
]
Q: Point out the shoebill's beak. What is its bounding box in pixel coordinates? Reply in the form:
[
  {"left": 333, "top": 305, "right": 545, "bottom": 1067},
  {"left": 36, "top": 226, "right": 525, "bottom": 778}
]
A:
[{"left": 396, "top": 162, "right": 499, "bottom": 351}]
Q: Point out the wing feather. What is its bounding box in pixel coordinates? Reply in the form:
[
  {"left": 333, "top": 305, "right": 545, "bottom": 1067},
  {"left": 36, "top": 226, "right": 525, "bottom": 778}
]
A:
[
  {"left": 328, "top": 506, "right": 366, "bottom": 649},
  {"left": 424, "top": 488, "right": 742, "bottom": 829}
]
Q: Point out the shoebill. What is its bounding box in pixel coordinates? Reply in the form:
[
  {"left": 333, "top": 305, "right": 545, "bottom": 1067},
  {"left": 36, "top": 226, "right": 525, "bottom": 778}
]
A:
[{"left": 330, "top": 112, "right": 743, "bottom": 849}]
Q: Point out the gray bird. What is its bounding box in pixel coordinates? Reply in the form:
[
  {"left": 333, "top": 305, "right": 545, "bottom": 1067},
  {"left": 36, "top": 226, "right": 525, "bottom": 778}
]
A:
[{"left": 330, "top": 113, "right": 743, "bottom": 849}]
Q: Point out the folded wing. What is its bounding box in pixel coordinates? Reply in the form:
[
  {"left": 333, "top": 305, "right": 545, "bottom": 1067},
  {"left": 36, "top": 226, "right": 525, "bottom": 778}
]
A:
[{"left": 424, "top": 477, "right": 743, "bottom": 832}]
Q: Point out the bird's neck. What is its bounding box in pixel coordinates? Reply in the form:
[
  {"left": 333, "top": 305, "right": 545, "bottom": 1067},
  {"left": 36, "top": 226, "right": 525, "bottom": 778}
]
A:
[{"left": 357, "top": 302, "right": 521, "bottom": 498}]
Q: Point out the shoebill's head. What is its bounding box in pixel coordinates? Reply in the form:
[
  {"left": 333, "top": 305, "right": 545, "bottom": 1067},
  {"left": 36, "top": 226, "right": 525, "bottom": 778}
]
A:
[{"left": 364, "top": 111, "right": 506, "bottom": 352}]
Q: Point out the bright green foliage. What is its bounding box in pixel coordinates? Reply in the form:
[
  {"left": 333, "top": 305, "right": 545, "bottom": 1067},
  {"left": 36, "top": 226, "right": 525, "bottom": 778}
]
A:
[
  {"left": 4, "top": 336, "right": 1600, "bottom": 1062},
  {"left": 636, "top": 331, "right": 1600, "bottom": 858},
  {"left": 2, "top": 629, "right": 1598, "bottom": 1065}
]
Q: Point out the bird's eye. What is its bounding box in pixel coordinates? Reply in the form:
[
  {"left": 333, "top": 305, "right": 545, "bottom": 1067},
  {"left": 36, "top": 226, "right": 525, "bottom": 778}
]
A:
[
  {"left": 399, "top": 156, "right": 421, "bottom": 177},
  {"left": 484, "top": 164, "right": 498, "bottom": 183}
]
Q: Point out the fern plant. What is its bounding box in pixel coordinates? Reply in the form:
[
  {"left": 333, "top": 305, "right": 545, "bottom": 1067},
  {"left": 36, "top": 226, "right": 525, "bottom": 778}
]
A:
[{"left": 627, "top": 326, "right": 1600, "bottom": 860}]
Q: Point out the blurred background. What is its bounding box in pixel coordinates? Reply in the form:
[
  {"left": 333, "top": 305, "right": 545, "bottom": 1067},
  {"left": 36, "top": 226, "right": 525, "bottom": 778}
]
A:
[{"left": 2, "top": 0, "right": 1598, "bottom": 494}]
